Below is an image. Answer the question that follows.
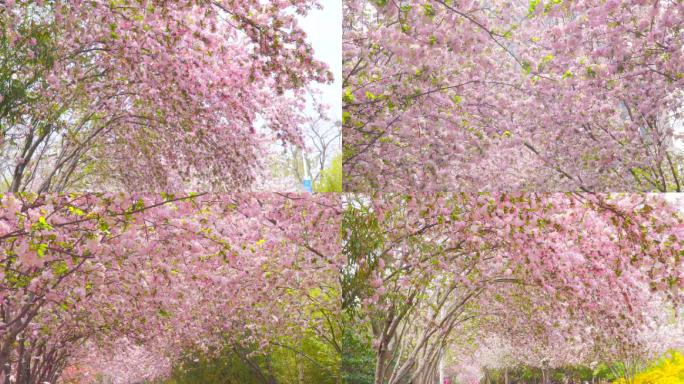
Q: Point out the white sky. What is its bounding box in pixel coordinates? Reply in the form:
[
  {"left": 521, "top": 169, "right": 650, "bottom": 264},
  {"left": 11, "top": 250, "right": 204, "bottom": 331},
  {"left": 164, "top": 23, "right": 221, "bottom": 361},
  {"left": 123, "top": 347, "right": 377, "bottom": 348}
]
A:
[{"left": 300, "top": 0, "right": 342, "bottom": 124}]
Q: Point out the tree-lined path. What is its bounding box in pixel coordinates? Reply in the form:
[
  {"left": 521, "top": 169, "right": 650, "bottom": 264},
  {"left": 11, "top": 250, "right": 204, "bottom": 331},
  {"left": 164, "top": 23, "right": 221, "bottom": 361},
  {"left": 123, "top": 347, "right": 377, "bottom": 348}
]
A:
[
  {"left": 341, "top": 193, "right": 684, "bottom": 384},
  {"left": 344, "top": 0, "right": 684, "bottom": 192},
  {"left": 0, "top": 193, "right": 342, "bottom": 383},
  {"left": 1, "top": 1, "right": 333, "bottom": 192}
]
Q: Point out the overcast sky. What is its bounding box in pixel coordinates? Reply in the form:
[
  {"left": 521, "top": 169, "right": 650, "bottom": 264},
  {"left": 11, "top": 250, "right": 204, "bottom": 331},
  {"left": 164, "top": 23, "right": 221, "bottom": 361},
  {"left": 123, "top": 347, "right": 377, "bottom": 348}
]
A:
[
  {"left": 258, "top": 2, "right": 341, "bottom": 190},
  {"left": 299, "top": 0, "right": 342, "bottom": 123}
]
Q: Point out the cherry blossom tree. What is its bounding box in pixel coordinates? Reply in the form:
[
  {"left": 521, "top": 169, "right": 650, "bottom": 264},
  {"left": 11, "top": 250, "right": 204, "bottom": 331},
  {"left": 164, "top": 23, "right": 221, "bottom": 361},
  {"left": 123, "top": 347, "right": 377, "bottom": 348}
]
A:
[
  {"left": 341, "top": 193, "right": 684, "bottom": 384},
  {"left": 0, "top": 193, "right": 342, "bottom": 383},
  {"left": 343, "top": 0, "right": 684, "bottom": 192},
  {"left": 1, "top": 0, "right": 331, "bottom": 192}
]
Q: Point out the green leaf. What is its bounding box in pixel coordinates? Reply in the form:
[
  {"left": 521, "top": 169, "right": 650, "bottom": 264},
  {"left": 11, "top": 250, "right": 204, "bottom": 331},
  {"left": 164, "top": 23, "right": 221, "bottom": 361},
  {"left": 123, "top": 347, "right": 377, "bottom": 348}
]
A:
[
  {"left": 309, "top": 287, "right": 322, "bottom": 298},
  {"left": 31, "top": 216, "right": 53, "bottom": 231},
  {"left": 528, "top": 0, "right": 540, "bottom": 14},
  {"left": 422, "top": 3, "right": 435, "bottom": 17},
  {"left": 342, "top": 111, "right": 351, "bottom": 125},
  {"left": 67, "top": 206, "right": 85, "bottom": 216},
  {"left": 35, "top": 243, "right": 48, "bottom": 258},
  {"left": 343, "top": 88, "right": 355, "bottom": 103},
  {"left": 53, "top": 260, "right": 69, "bottom": 276},
  {"left": 522, "top": 60, "right": 532, "bottom": 74}
]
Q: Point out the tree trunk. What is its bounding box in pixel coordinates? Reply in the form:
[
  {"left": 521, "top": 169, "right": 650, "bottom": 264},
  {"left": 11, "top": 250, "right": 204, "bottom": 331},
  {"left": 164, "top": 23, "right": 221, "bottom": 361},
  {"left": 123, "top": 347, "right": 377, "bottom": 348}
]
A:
[
  {"left": 438, "top": 347, "right": 444, "bottom": 384},
  {"left": 298, "top": 355, "right": 304, "bottom": 384},
  {"left": 374, "top": 345, "right": 387, "bottom": 384}
]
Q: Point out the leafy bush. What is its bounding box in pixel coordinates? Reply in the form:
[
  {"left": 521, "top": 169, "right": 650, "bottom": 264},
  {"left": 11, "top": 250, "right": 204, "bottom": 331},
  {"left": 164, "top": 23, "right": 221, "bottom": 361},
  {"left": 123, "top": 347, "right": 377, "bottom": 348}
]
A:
[
  {"left": 165, "top": 333, "right": 339, "bottom": 384},
  {"left": 314, "top": 153, "right": 342, "bottom": 192},
  {"left": 341, "top": 325, "right": 375, "bottom": 384},
  {"left": 614, "top": 351, "right": 684, "bottom": 384}
]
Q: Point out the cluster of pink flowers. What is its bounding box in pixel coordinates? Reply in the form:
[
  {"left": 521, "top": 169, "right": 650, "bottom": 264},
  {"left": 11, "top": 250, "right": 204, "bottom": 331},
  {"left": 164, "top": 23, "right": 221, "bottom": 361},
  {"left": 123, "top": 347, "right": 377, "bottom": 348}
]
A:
[
  {"left": 344, "top": 0, "right": 684, "bottom": 192},
  {"left": 0, "top": 194, "right": 341, "bottom": 382},
  {"left": 2, "top": 0, "right": 330, "bottom": 191}
]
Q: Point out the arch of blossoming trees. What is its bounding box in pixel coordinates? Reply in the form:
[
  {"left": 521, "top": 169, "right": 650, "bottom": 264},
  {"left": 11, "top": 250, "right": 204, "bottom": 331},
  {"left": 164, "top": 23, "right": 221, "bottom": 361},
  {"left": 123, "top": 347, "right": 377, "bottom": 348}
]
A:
[
  {"left": 1, "top": 0, "right": 331, "bottom": 192},
  {"left": 343, "top": 0, "right": 684, "bottom": 192},
  {"left": 342, "top": 193, "right": 684, "bottom": 384},
  {"left": 0, "top": 192, "right": 682, "bottom": 383},
  {"left": 0, "top": 193, "right": 342, "bottom": 383}
]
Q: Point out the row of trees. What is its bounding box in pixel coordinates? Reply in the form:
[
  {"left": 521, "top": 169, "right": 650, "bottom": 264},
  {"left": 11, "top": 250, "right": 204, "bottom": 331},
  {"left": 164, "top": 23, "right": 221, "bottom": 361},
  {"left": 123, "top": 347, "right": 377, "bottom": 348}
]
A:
[
  {"left": 341, "top": 193, "right": 684, "bottom": 384},
  {"left": 0, "top": 193, "right": 341, "bottom": 383},
  {"left": 0, "top": 192, "right": 682, "bottom": 384},
  {"left": 1, "top": 0, "right": 331, "bottom": 192},
  {"left": 343, "top": 0, "right": 684, "bottom": 192}
]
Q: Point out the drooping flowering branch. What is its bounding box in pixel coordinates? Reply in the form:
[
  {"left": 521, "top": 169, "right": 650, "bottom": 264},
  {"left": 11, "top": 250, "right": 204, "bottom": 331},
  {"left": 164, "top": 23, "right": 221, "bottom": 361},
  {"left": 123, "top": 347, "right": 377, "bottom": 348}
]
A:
[
  {"left": 343, "top": 0, "right": 684, "bottom": 192},
  {"left": 1, "top": 1, "right": 331, "bottom": 192}
]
